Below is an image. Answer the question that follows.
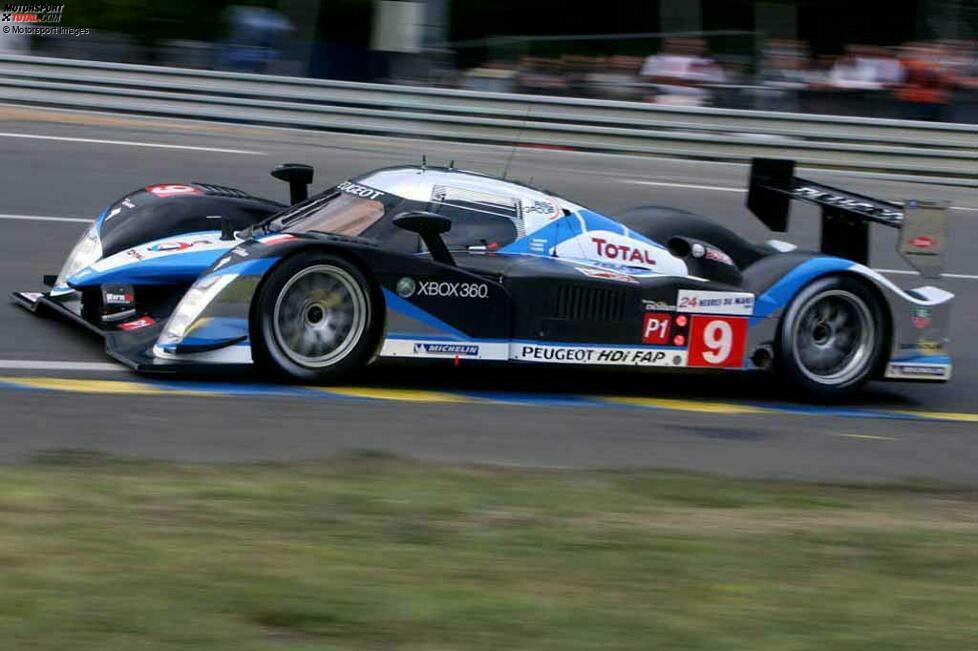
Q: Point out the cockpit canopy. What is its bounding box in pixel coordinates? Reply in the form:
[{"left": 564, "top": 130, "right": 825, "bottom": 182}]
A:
[{"left": 271, "top": 167, "right": 576, "bottom": 253}]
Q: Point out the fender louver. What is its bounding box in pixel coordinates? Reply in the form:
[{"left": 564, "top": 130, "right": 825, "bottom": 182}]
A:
[
  {"left": 554, "top": 284, "right": 626, "bottom": 321},
  {"left": 192, "top": 183, "right": 251, "bottom": 198}
]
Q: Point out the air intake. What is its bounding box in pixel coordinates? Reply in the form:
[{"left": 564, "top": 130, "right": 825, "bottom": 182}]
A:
[{"left": 554, "top": 284, "right": 626, "bottom": 321}]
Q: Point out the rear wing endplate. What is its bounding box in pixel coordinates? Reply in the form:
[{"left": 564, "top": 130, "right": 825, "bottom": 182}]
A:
[{"left": 747, "top": 158, "right": 947, "bottom": 278}]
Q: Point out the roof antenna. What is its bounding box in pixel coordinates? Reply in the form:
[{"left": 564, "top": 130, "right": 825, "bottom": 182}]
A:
[
  {"left": 421, "top": 155, "right": 427, "bottom": 172},
  {"left": 502, "top": 106, "right": 532, "bottom": 180},
  {"left": 448, "top": 159, "right": 455, "bottom": 170}
]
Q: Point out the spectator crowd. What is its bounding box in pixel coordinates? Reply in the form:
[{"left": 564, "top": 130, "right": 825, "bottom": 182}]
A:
[{"left": 461, "top": 37, "right": 978, "bottom": 123}]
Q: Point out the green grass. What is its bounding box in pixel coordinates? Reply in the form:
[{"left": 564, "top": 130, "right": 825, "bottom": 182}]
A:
[{"left": 0, "top": 450, "right": 977, "bottom": 650}]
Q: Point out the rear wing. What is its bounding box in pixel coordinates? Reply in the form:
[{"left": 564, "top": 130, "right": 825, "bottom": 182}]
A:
[{"left": 747, "top": 158, "right": 947, "bottom": 278}]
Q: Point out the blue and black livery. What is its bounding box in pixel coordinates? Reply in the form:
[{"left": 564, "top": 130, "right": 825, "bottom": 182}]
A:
[{"left": 12, "top": 158, "right": 954, "bottom": 396}]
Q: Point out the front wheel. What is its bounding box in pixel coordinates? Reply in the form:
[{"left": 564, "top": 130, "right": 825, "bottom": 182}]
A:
[
  {"left": 252, "top": 252, "right": 377, "bottom": 383},
  {"left": 776, "top": 275, "right": 886, "bottom": 398}
]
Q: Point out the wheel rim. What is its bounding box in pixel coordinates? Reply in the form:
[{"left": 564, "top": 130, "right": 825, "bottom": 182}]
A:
[
  {"left": 272, "top": 264, "right": 368, "bottom": 368},
  {"left": 790, "top": 289, "right": 875, "bottom": 386}
]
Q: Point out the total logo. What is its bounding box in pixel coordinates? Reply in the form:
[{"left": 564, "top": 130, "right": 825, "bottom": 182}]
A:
[
  {"left": 591, "top": 236, "right": 657, "bottom": 266},
  {"left": 553, "top": 230, "right": 687, "bottom": 275},
  {"left": 148, "top": 239, "right": 213, "bottom": 252}
]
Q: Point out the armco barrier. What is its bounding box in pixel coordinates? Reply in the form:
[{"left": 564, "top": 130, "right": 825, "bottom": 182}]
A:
[{"left": 0, "top": 54, "right": 975, "bottom": 181}]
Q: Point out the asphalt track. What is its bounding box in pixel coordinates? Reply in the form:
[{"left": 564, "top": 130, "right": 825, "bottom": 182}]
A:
[{"left": 1, "top": 104, "right": 977, "bottom": 482}]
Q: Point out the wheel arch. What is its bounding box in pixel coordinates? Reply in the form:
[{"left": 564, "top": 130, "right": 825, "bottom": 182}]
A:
[
  {"left": 834, "top": 269, "right": 894, "bottom": 377},
  {"left": 247, "top": 242, "right": 388, "bottom": 366},
  {"left": 772, "top": 270, "right": 892, "bottom": 392}
]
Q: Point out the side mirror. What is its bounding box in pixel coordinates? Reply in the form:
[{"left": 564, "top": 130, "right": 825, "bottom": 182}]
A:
[
  {"left": 393, "top": 211, "right": 455, "bottom": 266},
  {"left": 271, "top": 163, "right": 314, "bottom": 205}
]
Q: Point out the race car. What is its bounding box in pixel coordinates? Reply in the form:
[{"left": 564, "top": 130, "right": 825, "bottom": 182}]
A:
[{"left": 12, "top": 157, "right": 953, "bottom": 396}]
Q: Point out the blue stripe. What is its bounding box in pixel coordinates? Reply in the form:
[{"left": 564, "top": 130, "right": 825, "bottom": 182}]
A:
[
  {"left": 500, "top": 213, "right": 584, "bottom": 255},
  {"left": 889, "top": 354, "right": 951, "bottom": 365},
  {"left": 71, "top": 249, "right": 229, "bottom": 286},
  {"left": 185, "top": 316, "right": 249, "bottom": 343},
  {"left": 578, "top": 209, "right": 667, "bottom": 251},
  {"left": 752, "top": 257, "right": 855, "bottom": 323},
  {"left": 500, "top": 209, "right": 668, "bottom": 257},
  {"left": 383, "top": 290, "right": 471, "bottom": 340},
  {"left": 94, "top": 205, "right": 109, "bottom": 233},
  {"left": 69, "top": 231, "right": 234, "bottom": 287}
]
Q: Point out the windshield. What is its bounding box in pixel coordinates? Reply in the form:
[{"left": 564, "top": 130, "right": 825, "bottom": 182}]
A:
[{"left": 273, "top": 191, "right": 385, "bottom": 236}]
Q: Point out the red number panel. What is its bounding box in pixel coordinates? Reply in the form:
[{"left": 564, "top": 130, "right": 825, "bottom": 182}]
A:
[{"left": 688, "top": 316, "right": 748, "bottom": 368}]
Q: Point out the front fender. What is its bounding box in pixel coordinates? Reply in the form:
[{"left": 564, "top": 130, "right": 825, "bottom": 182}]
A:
[
  {"left": 153, "top": 244, "right": 282, "bottom": 359},
  {"left": 68, "top": 231, "right": 234, "bottom": 288},
  {"left": 148, "top": 232, "right": 381, "bottom": 361}
]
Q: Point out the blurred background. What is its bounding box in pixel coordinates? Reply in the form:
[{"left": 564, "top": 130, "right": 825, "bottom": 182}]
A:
[
  {"left": 2, "top": 3, "right": 978, "bottom": 648},
  {"left": 2, "top": 0, "right": 978, "bottom": 123}
]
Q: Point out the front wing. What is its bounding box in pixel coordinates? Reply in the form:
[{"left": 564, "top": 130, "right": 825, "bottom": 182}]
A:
[{"left": 12, "top": 290, "right": 252, "bottom": 375}]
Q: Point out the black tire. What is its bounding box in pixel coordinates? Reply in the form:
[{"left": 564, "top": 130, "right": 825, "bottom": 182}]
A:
[
  {"left": 251, "top": 251, "right": 377, "bottom": 383},
  {"left": 775, "top": 275, "right": 887, "bottom": 398}
]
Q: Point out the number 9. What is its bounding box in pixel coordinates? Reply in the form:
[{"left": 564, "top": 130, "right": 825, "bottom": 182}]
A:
[{"left": 702, "top": 320, "right": 733, "bottom": 364}]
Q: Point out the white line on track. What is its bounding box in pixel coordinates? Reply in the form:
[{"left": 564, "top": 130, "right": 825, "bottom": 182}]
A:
[
  {"left": 620, "top": 179, "right": 978, "bottom": 213},
  {"left": 0, "top": 132, "right": 265, "bottom": 155},
  {"left": 0, "top": 213, "right": 92, "bottom": 223},
  {"left": 623, "top": 179, "right": 747, "bottom": 193},
  {"left": 874, "top": 268, "right": 978, "bottom": 280},
  {"left": 0, "top": 360, "right": 126, "bottom": 372}
]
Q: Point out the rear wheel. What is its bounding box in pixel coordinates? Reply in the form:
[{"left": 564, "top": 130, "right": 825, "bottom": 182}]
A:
[
  {"left": 776, "top": 276, "right": 886, "bottom": 397},
  {"left": 252, "top": 252, "right": 376, "bottom": 383}
]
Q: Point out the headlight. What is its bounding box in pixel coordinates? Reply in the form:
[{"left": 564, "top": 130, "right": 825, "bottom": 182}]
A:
[
  {"left": 158, "top": 273, "right": 238, "bottom": 345},
  {"left": 52, "top": 223, "right": 102, "bottom": 295}
]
